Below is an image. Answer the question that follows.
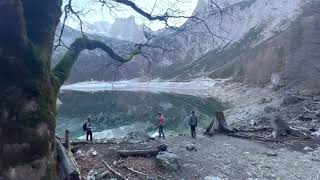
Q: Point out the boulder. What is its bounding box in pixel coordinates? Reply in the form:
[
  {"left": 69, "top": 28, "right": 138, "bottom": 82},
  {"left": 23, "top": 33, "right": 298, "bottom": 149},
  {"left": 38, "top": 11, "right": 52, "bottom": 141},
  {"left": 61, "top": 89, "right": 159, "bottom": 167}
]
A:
[
  {"left": 124, "top": 131, "right": 151, "bottom": 143},
  {"left": 156, "top": 152, "right": 180, "bottom": 171}
]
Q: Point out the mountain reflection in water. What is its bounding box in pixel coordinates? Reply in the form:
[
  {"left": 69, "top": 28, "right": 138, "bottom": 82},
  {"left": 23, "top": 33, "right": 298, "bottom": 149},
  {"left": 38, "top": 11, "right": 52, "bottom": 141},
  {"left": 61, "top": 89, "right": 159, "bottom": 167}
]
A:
[{"left": 56, "top": 91, "right": 223, "bottom": 139}]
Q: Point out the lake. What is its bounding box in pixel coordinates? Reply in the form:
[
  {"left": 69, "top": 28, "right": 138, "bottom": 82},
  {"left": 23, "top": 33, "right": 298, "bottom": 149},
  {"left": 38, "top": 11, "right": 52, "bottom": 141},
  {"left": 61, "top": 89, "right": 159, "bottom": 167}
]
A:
[{"left": 56, "top": 90, "right": 223, "bottom": 139}]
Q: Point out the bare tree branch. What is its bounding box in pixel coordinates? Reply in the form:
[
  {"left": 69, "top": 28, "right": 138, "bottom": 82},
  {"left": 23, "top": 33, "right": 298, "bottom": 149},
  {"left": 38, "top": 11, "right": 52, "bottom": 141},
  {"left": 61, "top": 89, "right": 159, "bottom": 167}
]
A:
[
  {"left": 54, "top": 0, "right": 85, "bottom": 49},
  {"left": 96, "top": 0, "right": 226, "bottom": 42},
  {"left": 52, "top": 36, "right": 141, "bottom": 86}
]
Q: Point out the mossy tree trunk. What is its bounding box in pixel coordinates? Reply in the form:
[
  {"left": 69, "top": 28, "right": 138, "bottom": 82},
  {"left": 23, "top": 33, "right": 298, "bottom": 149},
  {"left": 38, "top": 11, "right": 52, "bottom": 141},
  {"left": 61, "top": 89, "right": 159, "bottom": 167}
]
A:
[
  {"left": 0, "top": 1, "right": 62, "bottom": 179},
  {"left": 0, "top": 1, "right": 137, "bottom": 179}
]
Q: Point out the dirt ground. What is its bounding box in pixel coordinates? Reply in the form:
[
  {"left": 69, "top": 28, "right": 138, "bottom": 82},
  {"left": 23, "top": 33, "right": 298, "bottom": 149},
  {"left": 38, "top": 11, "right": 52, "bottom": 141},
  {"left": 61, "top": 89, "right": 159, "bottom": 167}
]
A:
[{"left": 73, "top": 133, "right": 320, "bottom": 180}]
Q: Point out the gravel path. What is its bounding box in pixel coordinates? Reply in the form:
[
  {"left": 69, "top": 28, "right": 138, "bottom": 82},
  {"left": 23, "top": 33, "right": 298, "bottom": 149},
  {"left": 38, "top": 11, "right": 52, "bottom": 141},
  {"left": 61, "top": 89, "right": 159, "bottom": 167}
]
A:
[{"left": 165, "top": 134, "right": 320, "bottom": 180}]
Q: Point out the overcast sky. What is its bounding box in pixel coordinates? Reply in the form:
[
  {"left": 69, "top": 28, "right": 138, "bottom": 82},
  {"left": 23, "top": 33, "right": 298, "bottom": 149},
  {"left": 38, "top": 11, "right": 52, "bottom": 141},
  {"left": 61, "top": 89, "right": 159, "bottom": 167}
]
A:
[{"left": 65, "top": 0, "right": 199, "bottom": 31}]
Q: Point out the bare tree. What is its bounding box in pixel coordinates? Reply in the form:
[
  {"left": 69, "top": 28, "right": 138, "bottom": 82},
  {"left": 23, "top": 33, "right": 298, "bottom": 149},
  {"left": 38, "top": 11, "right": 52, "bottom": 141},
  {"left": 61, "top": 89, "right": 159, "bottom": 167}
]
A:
[{"left": 0, "top": 0, "right": 223, "bottom": 179}]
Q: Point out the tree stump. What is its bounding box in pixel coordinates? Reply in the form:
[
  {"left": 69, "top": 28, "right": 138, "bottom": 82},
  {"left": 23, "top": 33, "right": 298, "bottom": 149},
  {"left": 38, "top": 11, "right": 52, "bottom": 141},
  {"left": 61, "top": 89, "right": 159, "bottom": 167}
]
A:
[{"left": 205, "top": 111, "right": 233, "bottom": 136}]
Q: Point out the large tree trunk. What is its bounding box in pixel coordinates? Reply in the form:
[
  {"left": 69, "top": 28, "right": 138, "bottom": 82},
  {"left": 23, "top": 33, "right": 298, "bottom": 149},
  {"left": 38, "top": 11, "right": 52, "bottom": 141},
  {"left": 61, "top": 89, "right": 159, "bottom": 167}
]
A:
[
  {"left": 0, "top": 1, "right": 139, "bottom": 179},
  {"left": 0, "top": 0, "right": 62, "bottom": 179}
]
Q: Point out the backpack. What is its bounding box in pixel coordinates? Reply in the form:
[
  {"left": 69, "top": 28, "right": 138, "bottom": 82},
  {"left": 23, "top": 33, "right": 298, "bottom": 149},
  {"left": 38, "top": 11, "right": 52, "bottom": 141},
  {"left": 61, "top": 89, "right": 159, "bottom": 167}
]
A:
[{"left": 82, "top": 122, "right": 87, "bottom": 131}]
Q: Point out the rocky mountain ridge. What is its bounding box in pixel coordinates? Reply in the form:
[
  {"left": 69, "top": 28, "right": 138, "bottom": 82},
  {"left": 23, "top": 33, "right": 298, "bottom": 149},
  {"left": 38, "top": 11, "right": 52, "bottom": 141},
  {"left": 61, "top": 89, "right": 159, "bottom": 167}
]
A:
[{"left": 53, "top": 0, "right": 320, "bottom": 94}]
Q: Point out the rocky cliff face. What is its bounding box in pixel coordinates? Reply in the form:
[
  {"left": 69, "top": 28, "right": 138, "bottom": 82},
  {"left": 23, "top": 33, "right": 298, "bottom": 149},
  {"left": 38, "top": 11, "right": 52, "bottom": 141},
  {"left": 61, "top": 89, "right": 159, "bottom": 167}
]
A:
[
  {"left": 144, "top": 0, "right": 307, "bottom": 78},
  {"left": 108, "top": 16, "right": 150, "bottom": 43},
  {"left": 208, "top": 0, "right": 320, "bottom": 94},
  {"left": 152, "top": 0, "right": 320, "bottom": 94},
  {"left": 81, "top": 16, "right": 150, "bottom": 43},
  {"left": 82, "top": 21, "right": 110, "bottom": 37}
]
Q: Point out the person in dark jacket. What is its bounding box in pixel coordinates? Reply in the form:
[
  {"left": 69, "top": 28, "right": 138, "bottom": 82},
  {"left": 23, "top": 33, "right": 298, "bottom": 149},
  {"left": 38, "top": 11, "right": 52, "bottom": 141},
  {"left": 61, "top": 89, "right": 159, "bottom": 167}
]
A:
[
  {"left": 85, "top": 116, "right": 93, "bottom": 142},
  {"left": 189, "top": 111, "right": 198, "bottom": 138}
]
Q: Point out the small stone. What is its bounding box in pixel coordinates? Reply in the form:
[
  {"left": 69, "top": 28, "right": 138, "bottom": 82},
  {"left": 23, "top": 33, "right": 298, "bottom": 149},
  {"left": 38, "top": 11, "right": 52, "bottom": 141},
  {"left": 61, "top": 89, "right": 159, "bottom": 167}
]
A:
[
  {"left": 259, "top": 165, "right": 272, "bottom": 169},
  {"left": 304, "top": 146, "right": 313, "bottom": 151},
  {"left": 186, "top": 144, "right": 197, "bottom": 151},
  {"left": 262, "top": 151, "right": 278, "bottom": 157},
  {"left": 92, "top": 150, "right": 97, "bottom": 156},
  {"left": 250, "top": 120, "right": 257, "bottom": 126},
  {"left": 76, "top": 150, "right": 85, "bottom": 156}
]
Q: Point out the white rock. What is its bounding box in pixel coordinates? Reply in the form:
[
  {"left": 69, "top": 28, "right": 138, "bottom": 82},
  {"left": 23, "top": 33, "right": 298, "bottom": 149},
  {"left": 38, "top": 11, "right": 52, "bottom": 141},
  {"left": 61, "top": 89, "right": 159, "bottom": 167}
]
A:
[
  {"left": 250, "top": 119, "right": 257, "bottom": 126},
  {"left": 92, "top": 150, "right": 97, "bottom": 156},
  {"left": 304, "top": 146, "right": 313, "bottom": 151},
  {"left": 76, "top": 150, "right": 85, "bottom": 156},
  {"left": 311, "top": 129, "right": 320, "bottom": 137}
]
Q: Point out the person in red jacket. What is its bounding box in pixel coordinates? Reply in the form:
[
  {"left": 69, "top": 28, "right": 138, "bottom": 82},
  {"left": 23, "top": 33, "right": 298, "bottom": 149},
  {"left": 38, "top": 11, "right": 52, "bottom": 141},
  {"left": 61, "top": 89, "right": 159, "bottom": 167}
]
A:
[{"left": 158, "top": 112, "right": 165, "bottom": 139}]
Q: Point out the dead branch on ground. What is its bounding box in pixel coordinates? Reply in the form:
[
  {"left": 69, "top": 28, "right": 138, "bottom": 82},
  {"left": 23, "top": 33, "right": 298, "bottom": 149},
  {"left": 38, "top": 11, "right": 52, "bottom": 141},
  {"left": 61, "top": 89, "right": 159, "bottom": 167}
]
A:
[{"left": 101, "top": 160, "right": 128, "bottom": 180}]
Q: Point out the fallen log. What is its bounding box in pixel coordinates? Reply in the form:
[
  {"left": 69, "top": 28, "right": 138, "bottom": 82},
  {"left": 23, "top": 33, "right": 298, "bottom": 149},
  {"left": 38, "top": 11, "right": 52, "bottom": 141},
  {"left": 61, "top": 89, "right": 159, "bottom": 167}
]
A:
[
  {"left": 117, "top": 149, "right": 159, "bottom": 157},
  {"left": 234, "top": 127, "right": 272, "bottom": 133},
  {"left": 227, "top": 133, "right": 280, "bottom": 143},
  {"left": 56, "top": 138, "right": 80, "bottom": 180},
  {"left": 101, "top": 160, "right": 128, "bottom": 180}
]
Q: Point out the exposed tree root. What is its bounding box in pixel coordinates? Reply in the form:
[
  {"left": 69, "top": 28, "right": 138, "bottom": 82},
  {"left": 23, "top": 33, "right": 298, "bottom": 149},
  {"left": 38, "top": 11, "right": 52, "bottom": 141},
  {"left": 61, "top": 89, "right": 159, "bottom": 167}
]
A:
[
  {"left": 101, "top": 160, "right": 128, "bottom": 180},
  {"left": 122, "top": 165, "right": 148, "bottom": 177}
]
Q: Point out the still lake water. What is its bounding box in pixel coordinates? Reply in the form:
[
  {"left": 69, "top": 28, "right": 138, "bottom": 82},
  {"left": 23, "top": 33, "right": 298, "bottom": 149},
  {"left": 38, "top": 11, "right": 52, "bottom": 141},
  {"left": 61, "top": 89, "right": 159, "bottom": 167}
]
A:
[{"left": 56, "top": 90, "right": 223, "bottom": 139}]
